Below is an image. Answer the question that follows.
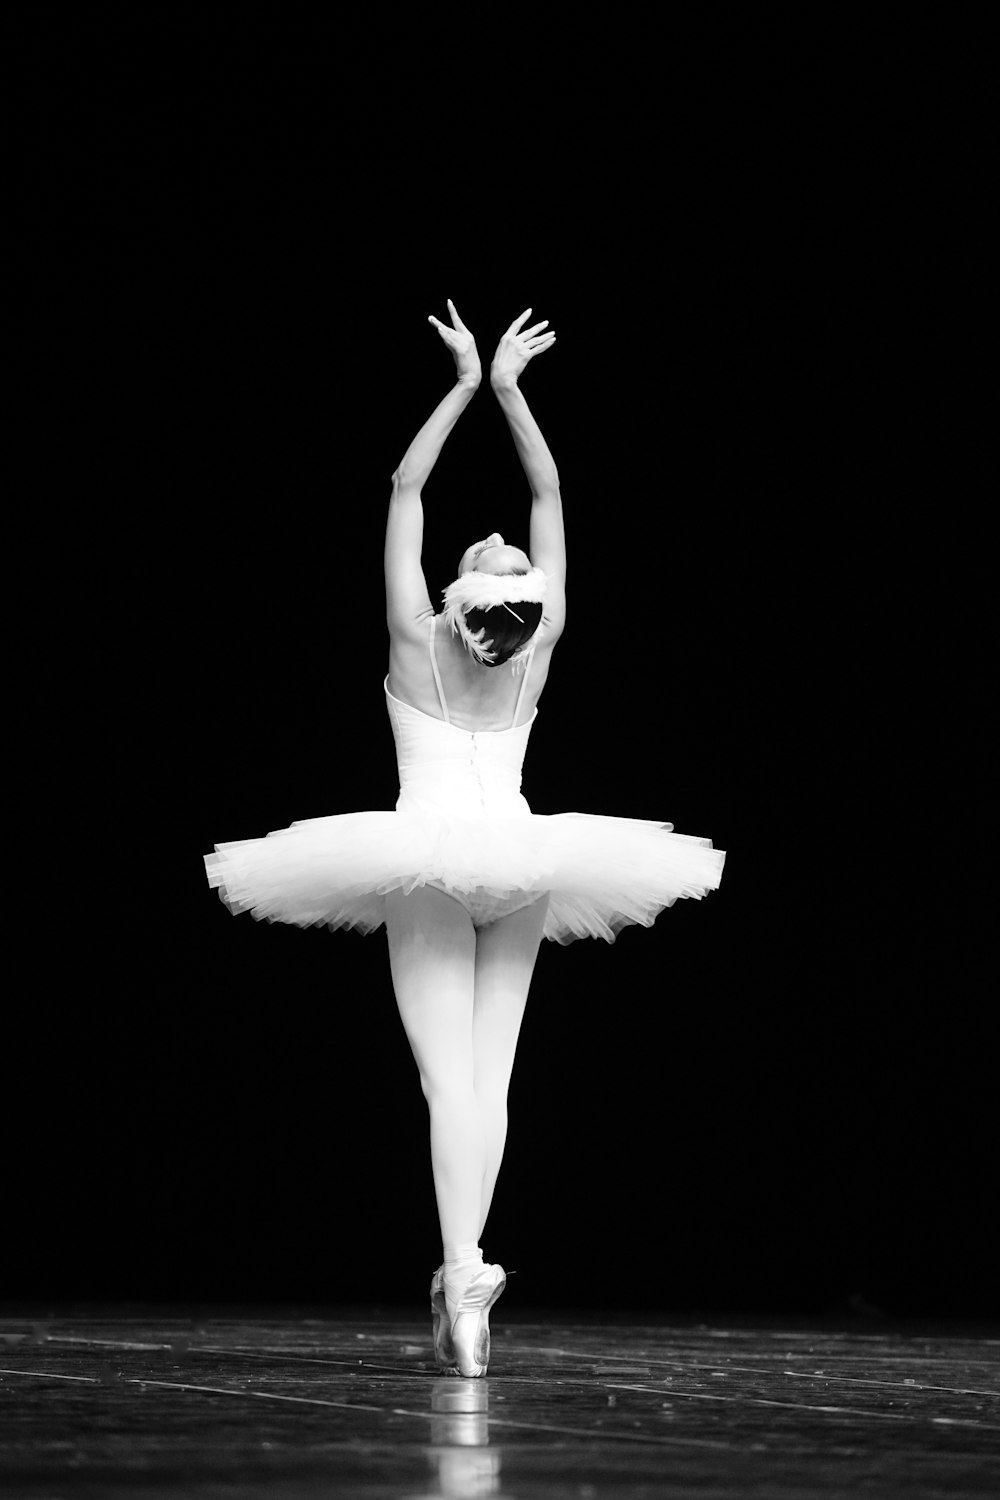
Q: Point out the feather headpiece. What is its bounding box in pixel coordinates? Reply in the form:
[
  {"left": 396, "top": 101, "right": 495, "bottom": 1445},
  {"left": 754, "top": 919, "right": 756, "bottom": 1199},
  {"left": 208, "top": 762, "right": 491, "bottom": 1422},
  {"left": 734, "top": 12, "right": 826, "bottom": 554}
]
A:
[{"left": 441, "top": 565, "right": 548, "bottom": 672}]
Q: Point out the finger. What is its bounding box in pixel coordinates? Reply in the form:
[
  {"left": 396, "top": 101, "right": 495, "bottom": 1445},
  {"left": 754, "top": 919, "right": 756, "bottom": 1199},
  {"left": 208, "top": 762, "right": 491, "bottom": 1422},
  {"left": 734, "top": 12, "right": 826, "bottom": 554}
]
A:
[
  {"left": 505, "top": 307, "right": 533, "bottom": 335},
  {"left": 428, "top": 315, "right": 444, "bottom": 329},
  {"left": 526, "top": 331, "right": 556, "bottom": 347},
  {"left": 523, "top": 319, "right": 549, "bottom": 336},
  {"left": 447, "top": 297, "right": 468, "bottom": 330}
]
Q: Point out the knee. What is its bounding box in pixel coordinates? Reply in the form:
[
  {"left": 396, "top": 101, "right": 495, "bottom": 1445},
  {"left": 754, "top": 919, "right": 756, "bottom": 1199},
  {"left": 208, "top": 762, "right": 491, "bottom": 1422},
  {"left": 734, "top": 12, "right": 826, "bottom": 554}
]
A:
[{"left": 419, "top": 1073, "right": 479, "bottom": 1113}]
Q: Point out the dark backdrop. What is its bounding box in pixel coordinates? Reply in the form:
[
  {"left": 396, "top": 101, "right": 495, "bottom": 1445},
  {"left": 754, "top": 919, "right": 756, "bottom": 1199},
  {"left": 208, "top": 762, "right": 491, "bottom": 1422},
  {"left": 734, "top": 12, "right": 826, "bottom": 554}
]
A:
[{"left": 14, "top": 9, "right": 991, "bottom": 1321}]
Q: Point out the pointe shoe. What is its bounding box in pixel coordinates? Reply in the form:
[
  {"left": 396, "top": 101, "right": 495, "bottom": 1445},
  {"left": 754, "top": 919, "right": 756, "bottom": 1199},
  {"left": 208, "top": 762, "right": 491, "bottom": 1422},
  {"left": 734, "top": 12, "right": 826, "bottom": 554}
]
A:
[
  {"left": 430, "top": 1266, "right": 457, "bottom": 1372},
  {"left": 443, "top": 1262, "right": 507, "bottom": 1378}
]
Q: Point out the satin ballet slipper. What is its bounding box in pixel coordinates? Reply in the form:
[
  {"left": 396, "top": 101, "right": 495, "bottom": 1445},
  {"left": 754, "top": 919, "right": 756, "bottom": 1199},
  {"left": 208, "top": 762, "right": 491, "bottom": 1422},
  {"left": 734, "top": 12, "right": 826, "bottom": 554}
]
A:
[
  {"left": 430, "top": 1265, "right": 457, "bottom": 1372},
  {"left": 443, "top": 1262, "right": 507, "bottom": 1378}
]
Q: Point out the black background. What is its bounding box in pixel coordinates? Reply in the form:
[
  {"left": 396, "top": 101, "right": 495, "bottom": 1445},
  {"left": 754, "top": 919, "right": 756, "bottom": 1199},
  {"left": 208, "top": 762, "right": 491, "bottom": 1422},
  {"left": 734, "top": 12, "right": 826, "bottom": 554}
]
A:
[{"left": 14, "top": 8, "right": 992, "bottom": 1321}]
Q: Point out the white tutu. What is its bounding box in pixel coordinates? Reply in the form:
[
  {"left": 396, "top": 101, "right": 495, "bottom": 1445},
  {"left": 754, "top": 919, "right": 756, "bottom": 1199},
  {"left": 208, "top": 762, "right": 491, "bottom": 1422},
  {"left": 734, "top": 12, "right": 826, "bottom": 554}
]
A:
[
  {"left": 204, "top": 661, "right": 725, "bottom": 945},
  {"left": 205, "top": 807, "right": 724, "bottom": 945}
]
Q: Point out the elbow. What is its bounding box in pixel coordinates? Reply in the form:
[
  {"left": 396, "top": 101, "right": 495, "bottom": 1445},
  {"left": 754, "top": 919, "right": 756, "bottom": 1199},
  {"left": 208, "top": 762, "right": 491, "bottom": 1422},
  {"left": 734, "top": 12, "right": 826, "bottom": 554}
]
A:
[
  {"left": 394, "top": 468, "right": 426, "bottom": 494},
  {"left": 530, "top": 479, "right": 561, "bottom": 502}
]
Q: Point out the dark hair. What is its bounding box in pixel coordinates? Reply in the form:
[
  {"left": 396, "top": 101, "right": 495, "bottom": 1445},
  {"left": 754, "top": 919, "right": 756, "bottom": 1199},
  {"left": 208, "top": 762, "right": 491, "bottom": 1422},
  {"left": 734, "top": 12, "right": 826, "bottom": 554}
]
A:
[{"left": 464, "top": 569, "right": 543, "bottom": 667}]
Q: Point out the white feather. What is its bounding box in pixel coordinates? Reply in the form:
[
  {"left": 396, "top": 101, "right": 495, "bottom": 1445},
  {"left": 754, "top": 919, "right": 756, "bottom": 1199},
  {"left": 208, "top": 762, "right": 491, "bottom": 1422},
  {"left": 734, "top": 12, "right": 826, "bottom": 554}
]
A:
[{"left": 441, "top": 566, "right": 549, "bottom": 671}]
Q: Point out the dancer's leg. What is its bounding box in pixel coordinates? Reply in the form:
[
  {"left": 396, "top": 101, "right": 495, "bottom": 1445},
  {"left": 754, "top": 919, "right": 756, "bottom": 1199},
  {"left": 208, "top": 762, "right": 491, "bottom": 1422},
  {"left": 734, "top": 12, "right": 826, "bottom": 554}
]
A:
[
  {"left": 385, "top": 884, "right": 482, "bottom": 1250},
  {"left": 472, "top": 893, "right": 550, "bottom": 1238}
]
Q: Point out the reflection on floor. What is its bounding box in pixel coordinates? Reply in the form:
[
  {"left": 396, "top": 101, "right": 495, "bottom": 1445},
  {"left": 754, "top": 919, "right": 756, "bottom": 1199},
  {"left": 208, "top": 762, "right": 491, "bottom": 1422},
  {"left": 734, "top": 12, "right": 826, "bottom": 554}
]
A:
[{"left": 1, "top": 1309, "right": 998, "bottom": 1498}]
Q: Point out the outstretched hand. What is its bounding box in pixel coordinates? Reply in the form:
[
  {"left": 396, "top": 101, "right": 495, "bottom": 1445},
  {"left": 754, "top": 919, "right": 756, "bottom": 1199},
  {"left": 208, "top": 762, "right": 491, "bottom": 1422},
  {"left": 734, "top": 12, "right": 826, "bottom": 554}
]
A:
[
  {"left": 428, "top": 298, "right": 482, "bottom": 385},
  {"left": 490, "top": 308, "right": 557, "bottom": 388}
]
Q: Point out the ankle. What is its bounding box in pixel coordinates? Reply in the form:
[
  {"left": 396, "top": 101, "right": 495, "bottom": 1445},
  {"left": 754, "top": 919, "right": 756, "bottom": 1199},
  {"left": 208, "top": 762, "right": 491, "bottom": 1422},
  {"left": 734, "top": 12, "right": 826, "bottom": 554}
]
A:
[{"left": 443, "top": 1241, "right": 484, "bottom": 1285}]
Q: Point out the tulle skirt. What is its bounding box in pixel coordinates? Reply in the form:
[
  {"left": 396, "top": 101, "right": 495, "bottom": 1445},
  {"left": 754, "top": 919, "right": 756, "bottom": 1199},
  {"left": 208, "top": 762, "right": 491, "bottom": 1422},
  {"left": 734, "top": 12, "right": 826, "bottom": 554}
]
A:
[{"left": 204, "top": 806, "right": 725, "bottom": 945}]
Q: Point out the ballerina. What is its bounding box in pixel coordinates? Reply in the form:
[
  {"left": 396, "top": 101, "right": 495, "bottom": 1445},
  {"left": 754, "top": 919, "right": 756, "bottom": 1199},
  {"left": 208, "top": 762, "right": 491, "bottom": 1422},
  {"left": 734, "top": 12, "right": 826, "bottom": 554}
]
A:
[{"left": 204, "top": 298, "right": 725, "bottom": 1376}]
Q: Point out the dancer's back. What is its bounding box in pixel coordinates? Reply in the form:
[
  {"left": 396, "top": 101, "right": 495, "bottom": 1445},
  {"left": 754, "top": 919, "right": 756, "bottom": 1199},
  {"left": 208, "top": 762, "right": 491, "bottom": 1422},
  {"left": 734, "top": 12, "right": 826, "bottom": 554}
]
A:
[{"left": 387, "top": 610, "right": 558, "bottom": 732}]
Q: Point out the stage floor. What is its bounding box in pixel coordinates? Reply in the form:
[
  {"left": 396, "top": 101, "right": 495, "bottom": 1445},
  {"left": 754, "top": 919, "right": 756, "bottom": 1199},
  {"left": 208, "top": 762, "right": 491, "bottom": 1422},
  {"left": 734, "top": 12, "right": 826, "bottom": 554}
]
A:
[{"left": 1, "top": 1308, "right": 998, "bottom": 1497}]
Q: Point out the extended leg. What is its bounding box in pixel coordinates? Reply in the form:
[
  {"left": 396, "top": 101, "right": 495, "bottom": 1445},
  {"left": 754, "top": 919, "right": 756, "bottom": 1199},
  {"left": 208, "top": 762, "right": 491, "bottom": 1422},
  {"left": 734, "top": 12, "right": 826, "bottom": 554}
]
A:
[
  {"left": 385, "top": 884, "right": 482, "bottom": 1249},
  {"left": 472, "top": 893, "right": 550, "bottom": 1239}
]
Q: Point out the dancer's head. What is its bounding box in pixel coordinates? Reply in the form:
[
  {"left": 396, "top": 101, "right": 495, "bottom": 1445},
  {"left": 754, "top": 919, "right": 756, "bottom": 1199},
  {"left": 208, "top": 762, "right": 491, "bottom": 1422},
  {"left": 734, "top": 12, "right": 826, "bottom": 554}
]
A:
[
  {"left": 457, "top": 533, "right": 531, "bottom": 577},
  {"left": 447, "top": 533, "right": 545, "bottom": 669}
]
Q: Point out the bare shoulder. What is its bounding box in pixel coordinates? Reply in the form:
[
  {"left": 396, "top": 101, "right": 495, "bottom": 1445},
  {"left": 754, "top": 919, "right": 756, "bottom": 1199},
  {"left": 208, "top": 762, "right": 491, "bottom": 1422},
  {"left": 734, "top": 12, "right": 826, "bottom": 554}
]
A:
[
  {"left": 387, "top": 614, "right": 562, "bottom": 731},
  {"left": 525, "top": 628, "right": 558, "bottom": 694},
  {"left": 386, "top": 607, "right": 436, "bottom": 705}
]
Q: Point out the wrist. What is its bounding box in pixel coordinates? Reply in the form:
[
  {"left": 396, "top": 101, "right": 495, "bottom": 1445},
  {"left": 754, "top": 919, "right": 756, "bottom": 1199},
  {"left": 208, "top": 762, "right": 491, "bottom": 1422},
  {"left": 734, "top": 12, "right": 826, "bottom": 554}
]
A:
[
  {"left": 457, "top": 372, "right": 482, "bottom": 391},
  {"left": 490, "top": 374, "right": 519, "bottom": 395}
]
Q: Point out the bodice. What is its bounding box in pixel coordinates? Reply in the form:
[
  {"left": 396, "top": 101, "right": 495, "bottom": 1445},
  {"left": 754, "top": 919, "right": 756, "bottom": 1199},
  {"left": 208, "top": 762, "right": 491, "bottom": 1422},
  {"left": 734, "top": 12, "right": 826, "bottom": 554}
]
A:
[{"left": 385, "top": 682, "right": 537, "bottom": 818}]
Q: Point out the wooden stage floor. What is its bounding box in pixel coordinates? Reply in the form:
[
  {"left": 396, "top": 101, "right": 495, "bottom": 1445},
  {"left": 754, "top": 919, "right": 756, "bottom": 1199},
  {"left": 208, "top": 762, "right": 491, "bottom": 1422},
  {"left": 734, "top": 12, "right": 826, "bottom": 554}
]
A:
[{"left": 1, "top": 1308, "right": 998, "bottom": 1498}]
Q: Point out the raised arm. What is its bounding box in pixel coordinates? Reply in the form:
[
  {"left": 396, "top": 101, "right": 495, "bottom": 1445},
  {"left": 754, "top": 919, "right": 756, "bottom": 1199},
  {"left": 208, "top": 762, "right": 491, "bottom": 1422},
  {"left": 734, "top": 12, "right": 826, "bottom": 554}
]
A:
[
  {"left": 394, "top": 295, "right": 481, "bottom": 485},
  {"left": 491, "top": 309, "right": 566, "bottom": 637},
  {"left": 385, "top": 300, "right": 481, "bottom": 638},
  {"left": 392, "top": 378, "right": 479, "bottom": 488}
]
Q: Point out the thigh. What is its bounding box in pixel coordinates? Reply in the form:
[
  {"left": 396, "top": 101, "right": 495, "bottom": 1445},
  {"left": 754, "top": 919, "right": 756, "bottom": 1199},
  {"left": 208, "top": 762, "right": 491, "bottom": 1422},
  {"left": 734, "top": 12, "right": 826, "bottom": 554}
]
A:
[
  {"left": 385, "top": 884, "right": 478, "bottom": 1090},
  {"left": 472, "top": 893, "right": 550, "bottom": 1091}
]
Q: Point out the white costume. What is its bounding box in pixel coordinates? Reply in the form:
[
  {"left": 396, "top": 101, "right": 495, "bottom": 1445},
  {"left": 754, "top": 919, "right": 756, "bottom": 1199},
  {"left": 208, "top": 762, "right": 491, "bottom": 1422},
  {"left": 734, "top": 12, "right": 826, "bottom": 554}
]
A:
[{"left": 204, "top": 572, "right": 726, "bottom": 941}]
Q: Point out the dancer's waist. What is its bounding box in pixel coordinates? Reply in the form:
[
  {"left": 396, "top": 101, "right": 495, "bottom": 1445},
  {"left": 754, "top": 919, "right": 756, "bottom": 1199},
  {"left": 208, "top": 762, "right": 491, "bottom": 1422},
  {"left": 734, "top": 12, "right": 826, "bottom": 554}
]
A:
[{"left": 395, "top": 780, "right": 531, "bottom": 818}]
